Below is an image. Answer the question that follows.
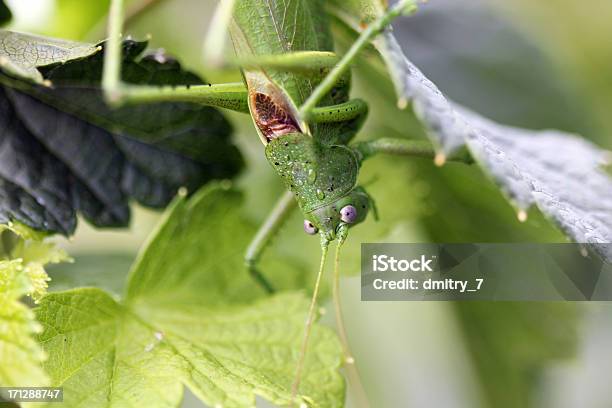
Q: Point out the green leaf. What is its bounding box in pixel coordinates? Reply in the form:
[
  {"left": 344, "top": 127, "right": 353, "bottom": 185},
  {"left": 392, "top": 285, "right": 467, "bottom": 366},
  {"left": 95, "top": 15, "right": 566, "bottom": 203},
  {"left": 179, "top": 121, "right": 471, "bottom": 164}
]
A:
[
  {"left": 331, "top": 3, "right": 612, "bottom": 262},
  {"left": 35, "top": 185, "right": 345, "bottom": 408},
  {"left": 0, "top": 32, "right": 242, "bottom": 235},
  {"left": 0, "top": 225, "right": 70, "bottom": 387},
  {"left": 0, "top": 259, "right": 48, "bottom": 387},
  {"left": 0, "top": 31, "right": 99, "bottom": 84},
  {"left": 125, "top": 185, "right": 311, "bottom": 305}
]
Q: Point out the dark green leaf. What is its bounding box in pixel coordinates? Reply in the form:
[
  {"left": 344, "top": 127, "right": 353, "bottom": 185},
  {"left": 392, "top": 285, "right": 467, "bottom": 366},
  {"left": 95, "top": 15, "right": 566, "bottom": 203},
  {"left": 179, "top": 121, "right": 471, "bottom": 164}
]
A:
[{"left": 0, "top": 32, "right": 243, "bottom": 235}]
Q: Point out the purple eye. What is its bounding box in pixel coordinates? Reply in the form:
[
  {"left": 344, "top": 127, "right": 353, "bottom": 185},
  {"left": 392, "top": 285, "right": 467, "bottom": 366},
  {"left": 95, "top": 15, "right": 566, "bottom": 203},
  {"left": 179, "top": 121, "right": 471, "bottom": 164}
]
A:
[
  {"left": 340, "top": 205, "right": 358, "bottom": 223},
  {"left": 303, "top": 220, "right": 318, "bottom": 235}
]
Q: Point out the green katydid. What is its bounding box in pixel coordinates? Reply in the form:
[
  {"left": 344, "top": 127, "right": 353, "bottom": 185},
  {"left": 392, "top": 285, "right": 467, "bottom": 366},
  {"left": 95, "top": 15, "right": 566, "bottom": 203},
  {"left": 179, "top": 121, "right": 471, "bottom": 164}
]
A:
[{"left": 101, "top": 0, "right": 469, "bottom": 404}]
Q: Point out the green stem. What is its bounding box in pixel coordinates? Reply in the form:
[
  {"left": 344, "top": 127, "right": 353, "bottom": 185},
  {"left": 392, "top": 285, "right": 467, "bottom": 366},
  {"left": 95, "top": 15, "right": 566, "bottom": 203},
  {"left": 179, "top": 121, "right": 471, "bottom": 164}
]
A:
[
  {"left": 102, "top": 0, "right": 125, "bottom": 105},
  {"left": 298, "top": 0, "right": 417, "bottom": 120},
  {"left": 353, "top": 138, "right": 473, "bottom": 165}
]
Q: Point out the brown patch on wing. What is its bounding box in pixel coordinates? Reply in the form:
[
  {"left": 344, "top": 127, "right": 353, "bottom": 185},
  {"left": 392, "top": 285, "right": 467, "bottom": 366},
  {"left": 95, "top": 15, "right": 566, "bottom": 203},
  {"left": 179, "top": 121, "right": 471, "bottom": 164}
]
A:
[{"left": 251, "top": 92, "right": 300, "bottom": 142}]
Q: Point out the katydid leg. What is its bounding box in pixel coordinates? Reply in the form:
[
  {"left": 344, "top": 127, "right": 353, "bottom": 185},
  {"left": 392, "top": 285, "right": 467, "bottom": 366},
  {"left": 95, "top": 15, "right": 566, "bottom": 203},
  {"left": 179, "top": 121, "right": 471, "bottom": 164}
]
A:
[
  {"left": 102, "top": 0, "right": 124, "bottom": 104},
  {"left": 216, "top": 51, "right": 340, "bottom": 72},
  {"left": 310, "top": 99, "right": 368, "bottom": 124},
  {"left": 352, "top": 137, "right": 473, "bottom": 165},
  {"left": 115, "top": 82, "right": 367, "bottom": 123},
  {"left": 300, "top": 0, "right": 418, "bottom": 120},
  {"left": 119, "top": 83, "right": 250, "bottom": 113},
  {"left": 245, "top": 190, "right": 297, "bottom": 293},
  {"left": 311, "top": 98, "right": 369, "bottom": 145},
  {"left": 101, "top": 0, "right": 248, "bottom": 112}
]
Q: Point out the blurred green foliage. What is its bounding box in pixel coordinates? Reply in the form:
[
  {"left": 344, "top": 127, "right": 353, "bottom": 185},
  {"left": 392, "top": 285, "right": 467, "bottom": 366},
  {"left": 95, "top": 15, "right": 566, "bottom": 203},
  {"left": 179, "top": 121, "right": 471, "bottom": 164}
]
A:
[{"left": 49, "top": 0, "right": 110, "bottom": 38}]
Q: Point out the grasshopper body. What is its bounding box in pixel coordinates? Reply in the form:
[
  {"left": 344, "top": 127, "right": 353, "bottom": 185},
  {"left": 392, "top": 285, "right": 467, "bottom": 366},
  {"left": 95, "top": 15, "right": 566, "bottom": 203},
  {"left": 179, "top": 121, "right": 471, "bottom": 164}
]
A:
[{"left": 230, "top": 0, "right": 372, "bottom": 241}]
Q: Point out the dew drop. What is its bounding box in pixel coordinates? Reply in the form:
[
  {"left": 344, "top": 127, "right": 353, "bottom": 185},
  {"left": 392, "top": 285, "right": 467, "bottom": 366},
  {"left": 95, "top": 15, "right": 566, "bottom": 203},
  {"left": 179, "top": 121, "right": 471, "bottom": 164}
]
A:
[
  {"left": 307, "top": 168, "right": 317, "bottom": 184},
  {"left": 316, "top": 189, "right": 325, "bottom": 200},
  {"left": 144, "top": 343, "right": 154, "bottom": 352}
]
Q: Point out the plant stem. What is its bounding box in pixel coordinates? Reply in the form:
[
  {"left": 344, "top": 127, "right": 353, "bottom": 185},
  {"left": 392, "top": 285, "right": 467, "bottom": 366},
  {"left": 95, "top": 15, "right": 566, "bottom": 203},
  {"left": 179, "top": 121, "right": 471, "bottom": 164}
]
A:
[
  {"left": 291, "top": 236, "right": 330, "bottom": 404},
  {"left": 333, "top": 238, "right": 371, "bottom": 408},
  {"left": 298, "top": 0, "right": 417, "bottom": 120}
]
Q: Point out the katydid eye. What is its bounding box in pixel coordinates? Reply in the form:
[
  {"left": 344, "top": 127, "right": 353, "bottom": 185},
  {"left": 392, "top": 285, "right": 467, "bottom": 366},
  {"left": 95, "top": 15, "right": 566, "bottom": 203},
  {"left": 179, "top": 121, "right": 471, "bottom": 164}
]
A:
[
  {"left": 340, "top": 205, "right": 357, "bottom": 223},
  {"left": 303, "top": 220, "right": 318, "bottom": 235}
]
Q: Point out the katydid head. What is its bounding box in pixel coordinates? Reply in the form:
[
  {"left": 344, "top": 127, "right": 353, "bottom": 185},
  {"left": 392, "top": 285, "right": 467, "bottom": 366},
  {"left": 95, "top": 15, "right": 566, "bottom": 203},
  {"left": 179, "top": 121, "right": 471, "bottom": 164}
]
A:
[
  {"left": 265, "top": 132, "right": 373, "bottom": 241},
  {"left": 303, "top": 186, "right": 372, "bottom": 241}
]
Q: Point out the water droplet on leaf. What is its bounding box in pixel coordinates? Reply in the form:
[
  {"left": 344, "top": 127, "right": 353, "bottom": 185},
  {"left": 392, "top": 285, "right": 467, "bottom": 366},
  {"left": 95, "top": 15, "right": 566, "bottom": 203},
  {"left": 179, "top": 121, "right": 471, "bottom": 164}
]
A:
[{"left": 307, "top": 168, "right": 317, "bottom": 184}]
